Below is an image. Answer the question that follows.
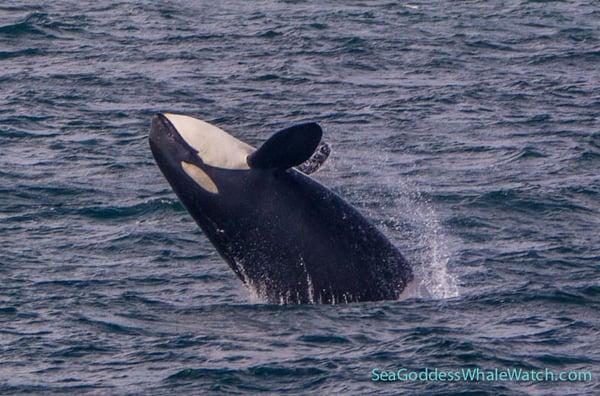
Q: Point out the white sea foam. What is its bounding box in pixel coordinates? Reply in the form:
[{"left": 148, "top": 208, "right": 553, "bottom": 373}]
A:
[
  {"left": 376, "top": 170, "right": 459, "bottom": 300},
  {"left": 402, "top": 189, "right": 459, "bottom": 299},
  {"left": 328, "top": 149, "right": 460, "bottom": 300}
]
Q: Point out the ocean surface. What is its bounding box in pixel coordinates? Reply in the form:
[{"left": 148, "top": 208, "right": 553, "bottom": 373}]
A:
[{"left": 1, "top": 1, "right": 599, "bottom": 394}]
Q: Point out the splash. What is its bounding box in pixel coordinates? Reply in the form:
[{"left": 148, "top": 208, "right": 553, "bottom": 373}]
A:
[
  {"left": 377, "top": 176, "right": 460, "bottom": 300},
  {"left": 233, "top": 257, "right": 268, "bottom": 303},
  {"left": 405, "top": 190, "right": 459, "bottom": 299},
  {"left": 327, "top": 149, "right": 459, "bottom": 300},
  {"left": 235, "top": 256, "right": 314, "bottom": 305},
  {"left": 299, "top": 257, "right": 315, "bottom": 304}
]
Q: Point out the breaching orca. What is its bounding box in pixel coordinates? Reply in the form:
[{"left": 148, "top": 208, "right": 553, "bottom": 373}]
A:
[{"left": 149, "top": 113, "right": 413, "bottom": 304}]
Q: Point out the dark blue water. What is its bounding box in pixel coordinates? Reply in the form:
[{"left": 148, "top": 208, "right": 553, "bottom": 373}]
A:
[{"left": 1, "top": 1, "right": 599, "bottom": 394}]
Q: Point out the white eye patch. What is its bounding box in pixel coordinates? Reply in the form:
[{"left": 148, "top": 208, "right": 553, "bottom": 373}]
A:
[
  {"left": 165, "top": 113, "right": 254, "bottom": 170},
  {"left": 181, "top": 161, "right": 219, "bottom": 194}
]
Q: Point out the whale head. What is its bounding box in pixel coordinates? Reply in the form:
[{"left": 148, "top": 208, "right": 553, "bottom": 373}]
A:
[
  {"left": 149, "top": 113, "right": 255, "bottom": 197},
  {"left": 149, "top": 113, "right": 325, "bottom": 196}
]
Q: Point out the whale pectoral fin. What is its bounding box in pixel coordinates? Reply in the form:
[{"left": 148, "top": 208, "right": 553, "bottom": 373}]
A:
[
  {"left": 247, "top": 122, "right": 323, "bottom": 170},
  {"left": 296, "top": 141, "right": 331, "bottom": 175}
]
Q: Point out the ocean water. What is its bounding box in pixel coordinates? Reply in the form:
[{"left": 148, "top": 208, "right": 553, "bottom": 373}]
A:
[{"left": 1, "top": 0, "right": 599, "bottom": 394}]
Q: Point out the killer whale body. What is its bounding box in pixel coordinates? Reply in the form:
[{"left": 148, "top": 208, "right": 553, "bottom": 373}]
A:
[{"left": 149, "top": 113, "right": 413, "bottom": 304}]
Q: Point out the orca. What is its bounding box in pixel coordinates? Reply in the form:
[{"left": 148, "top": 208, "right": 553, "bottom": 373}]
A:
[{"left": 149, "top": 113, "right": 413, "bottom": 304}]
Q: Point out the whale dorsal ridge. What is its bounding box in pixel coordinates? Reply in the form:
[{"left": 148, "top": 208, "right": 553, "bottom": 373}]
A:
[{"left": 247, "top": 123, "right": 323, "bottom": 170}]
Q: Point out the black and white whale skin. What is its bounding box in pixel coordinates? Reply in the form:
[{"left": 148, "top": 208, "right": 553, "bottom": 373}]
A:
[{"left": 149, "top": 113, "right": 413, "bottom": 304}]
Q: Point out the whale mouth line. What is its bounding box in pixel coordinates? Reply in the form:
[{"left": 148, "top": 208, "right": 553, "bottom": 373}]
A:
[
  {"left": 149, "top": 113, "right": 211, "bottom": 171},
  {"left": 150, "top": 113, "right": 185, "bottom": 145}
]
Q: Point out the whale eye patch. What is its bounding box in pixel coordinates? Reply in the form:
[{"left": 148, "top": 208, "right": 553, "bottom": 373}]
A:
[{"left": 181, "top": 161, "right": 219, "bottom": 194}]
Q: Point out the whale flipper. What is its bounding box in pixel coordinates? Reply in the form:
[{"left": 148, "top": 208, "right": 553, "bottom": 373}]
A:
[
  {"left": 296, "top": 141, "right": 331, "bottom": 175},
  {"left": 247, "top": 123, "right": 322, "bottom": 170}
]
